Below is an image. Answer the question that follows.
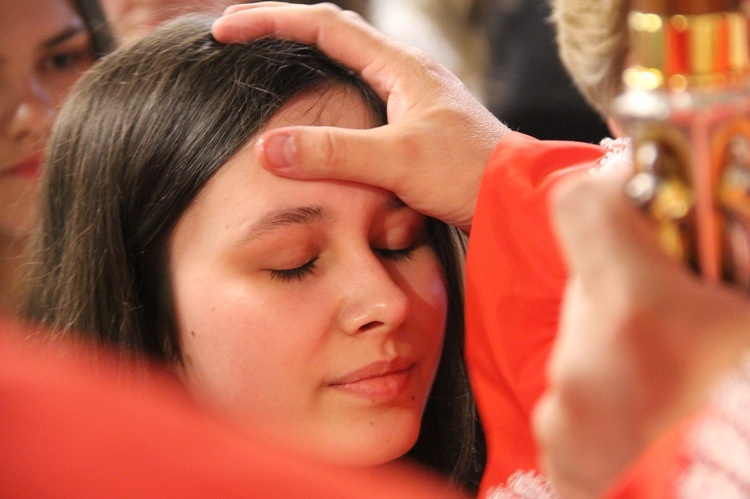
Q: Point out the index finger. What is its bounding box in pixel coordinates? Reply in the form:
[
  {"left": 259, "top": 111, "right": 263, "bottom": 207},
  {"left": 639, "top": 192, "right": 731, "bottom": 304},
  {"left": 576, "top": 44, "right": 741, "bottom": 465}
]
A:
[{"left": 551, "top": 173, "right": 664, "bottom": 280}]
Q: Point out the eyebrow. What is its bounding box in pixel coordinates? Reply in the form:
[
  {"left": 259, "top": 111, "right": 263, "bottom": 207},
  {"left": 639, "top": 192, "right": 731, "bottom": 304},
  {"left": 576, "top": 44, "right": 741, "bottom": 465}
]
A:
[
  {"left": 42, "top": 26, "right": 87, "bottom": 49},
  {"left": 237, "top": 196, "right": 407, "bottom": 245},
  {"left": 0, "top": 26, "right": 87, "bottom": 67},
  {"left": 238, "top": 206, "right": 330, "bottom": 244}
]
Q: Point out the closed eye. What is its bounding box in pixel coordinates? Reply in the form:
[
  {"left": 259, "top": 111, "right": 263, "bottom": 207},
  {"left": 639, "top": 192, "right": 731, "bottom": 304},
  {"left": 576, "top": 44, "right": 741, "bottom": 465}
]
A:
[
  {"left": 375, "top": 246, "right": 417, "bottom": 262},
  {"left": 269, "top": 256, "right": 319, "bottom": 282}
]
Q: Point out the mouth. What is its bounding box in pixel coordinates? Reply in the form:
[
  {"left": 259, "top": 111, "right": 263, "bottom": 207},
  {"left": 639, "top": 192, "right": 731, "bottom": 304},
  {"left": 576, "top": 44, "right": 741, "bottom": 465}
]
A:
[
  {"left": 3, "top": 153, "right": 43, "bottom": 179},
  {"left": 328, "top": 358, "right": 415, "bottom": 402}
]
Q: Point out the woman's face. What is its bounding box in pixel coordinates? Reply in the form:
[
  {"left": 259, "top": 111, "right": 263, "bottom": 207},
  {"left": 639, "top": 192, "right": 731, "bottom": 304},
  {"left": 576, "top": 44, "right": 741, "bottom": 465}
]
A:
[
  {"left": 169, "top": 88, "right": 448, "bottom": 466},
  {"left": 0, "top": 0, "right": 96, "bottom": 238}
]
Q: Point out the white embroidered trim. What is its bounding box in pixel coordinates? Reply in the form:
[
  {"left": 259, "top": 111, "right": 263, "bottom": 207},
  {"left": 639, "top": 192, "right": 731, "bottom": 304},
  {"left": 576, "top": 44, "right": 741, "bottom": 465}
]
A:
[
  {"left": 587, "top": 137, "right": 633, "bottom": 177},
  {"left": 485, "top": 470, "right": 558, "bottom": 498},
  {"left": 678, "top": 354, "right": 750, "bottom": 498}
]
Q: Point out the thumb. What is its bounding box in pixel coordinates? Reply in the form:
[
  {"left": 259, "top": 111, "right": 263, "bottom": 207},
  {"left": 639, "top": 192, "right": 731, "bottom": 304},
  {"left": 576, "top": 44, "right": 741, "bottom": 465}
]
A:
[
  {"left": 256, "top": 125, "right": 408, "bottom": 193},
  {"left": 551, "top": 175, "right": 627, "bottom": 278}
]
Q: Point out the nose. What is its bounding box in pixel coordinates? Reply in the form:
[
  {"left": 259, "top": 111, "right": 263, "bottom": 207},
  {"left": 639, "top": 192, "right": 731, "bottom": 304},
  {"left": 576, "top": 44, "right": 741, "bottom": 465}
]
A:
[
  {"left": 3, "top": 75, "right": 55, "bottom": 146},
  {"left": 338, "top": 254, "right": 411, "bottom": 336}
]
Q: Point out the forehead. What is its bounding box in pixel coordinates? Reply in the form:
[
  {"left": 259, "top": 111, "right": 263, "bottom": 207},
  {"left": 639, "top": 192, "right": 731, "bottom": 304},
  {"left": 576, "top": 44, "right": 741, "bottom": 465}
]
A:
[
  {"left": 265, "top": 85, "right": 377, "bottom": 130},
  {"left": 0, "top": 0, "right": 83, "bottom": 55},
  {"left": 177, "top": 85, "right": 386, "bottom": 225}
]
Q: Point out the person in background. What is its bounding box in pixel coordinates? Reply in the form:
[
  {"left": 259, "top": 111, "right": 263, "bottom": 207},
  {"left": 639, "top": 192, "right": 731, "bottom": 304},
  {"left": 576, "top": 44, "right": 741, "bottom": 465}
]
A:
[
  {"left": 367, "top": 0, "right": 487, "bottom": 100},
  {"left": 23, "top": 15, "right": 484, "bottom": 492},
  {"left": 0, "top": 0, "right": 112, "bottom": 315},
  {"left": 100, "top": 0, "right": 370, "bottom": 44},
  {"left": 478, "top": 0, "right": 610, "bottom": 142},
  {"left": 99, "top": 0, "right": 237, "bottom": 43}
]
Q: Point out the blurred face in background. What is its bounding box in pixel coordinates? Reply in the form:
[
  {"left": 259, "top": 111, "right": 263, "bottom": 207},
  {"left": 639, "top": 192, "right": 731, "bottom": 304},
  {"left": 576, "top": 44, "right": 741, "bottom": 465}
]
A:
[
  {"left": 0, "top": 0, "right": 96, "bottom": 239},
  {"left": 100, "top": 0, "right": 236, "bottom": 43}
]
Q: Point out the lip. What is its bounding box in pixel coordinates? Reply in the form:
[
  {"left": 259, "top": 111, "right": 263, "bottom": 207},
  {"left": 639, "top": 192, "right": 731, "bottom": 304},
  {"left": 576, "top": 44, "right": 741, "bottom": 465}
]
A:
[
  {"left": 328, "top": 358, "right": 415, "bottom": 402},
  {"left": 3, "top": 153, "right": 43, "bottom": 179}
]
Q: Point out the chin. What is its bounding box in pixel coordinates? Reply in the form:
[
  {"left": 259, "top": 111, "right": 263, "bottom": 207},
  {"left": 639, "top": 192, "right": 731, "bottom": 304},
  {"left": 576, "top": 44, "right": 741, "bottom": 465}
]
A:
[{"left": 313, "top": 419, "right": 423, "bottom": 469}]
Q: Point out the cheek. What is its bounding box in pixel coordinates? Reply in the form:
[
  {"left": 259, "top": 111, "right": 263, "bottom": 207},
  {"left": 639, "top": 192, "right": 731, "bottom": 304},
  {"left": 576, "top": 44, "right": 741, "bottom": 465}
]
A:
[
  {"left": 405, "top": 254, "right": 449, "bottom": 341},
  {"left": 177, "top": 287, "right": 305, "bottom": 371},
  {"left": 173, "top": 277, "right": 331, "bottom": 405},
  {"left": 176, "top": 292, "right": 267, "bottom": 385}
]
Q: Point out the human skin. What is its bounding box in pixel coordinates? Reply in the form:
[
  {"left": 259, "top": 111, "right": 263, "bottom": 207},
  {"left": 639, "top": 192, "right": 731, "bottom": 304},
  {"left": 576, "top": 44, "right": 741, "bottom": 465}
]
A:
[
  {"left": 170, "top": 87, "right": 447, "bottom": 467},
  {"left": 0, "top": 0, "right": 96, "bottom": 311}
]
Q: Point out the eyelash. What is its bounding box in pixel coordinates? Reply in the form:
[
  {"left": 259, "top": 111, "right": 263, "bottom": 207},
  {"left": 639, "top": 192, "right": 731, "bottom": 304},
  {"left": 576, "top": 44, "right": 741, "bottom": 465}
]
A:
[
  {"left": 268, "top": 245, "right": 418, "bottom": 283},
  {"left": 43, "top": 50, "right": 88, "bottom": 72},
  {"left": 269, "top": 256, "right": 319, "bottom": 283},
  {"left": 375, "top": 246, "right": 417, "bottom": 262}
]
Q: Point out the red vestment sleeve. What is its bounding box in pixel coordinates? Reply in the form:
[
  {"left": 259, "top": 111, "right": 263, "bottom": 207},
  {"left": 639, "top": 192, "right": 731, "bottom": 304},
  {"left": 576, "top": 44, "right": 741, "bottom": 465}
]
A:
[
  {"left": 465, "top": 132, "right": 605, "bottom": 494},
  {"left": 603, "top": 418, "right": 693, "bottom": 499}
]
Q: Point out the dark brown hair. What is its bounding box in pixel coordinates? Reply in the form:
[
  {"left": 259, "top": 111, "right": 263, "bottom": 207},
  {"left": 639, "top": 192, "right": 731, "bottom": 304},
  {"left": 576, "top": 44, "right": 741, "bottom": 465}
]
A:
[
  {"left": 23, "top": 15, "right": 484, "bottom": 490},
  {"left": 71, "top": 0, "right": 115, "bottom": 56}
]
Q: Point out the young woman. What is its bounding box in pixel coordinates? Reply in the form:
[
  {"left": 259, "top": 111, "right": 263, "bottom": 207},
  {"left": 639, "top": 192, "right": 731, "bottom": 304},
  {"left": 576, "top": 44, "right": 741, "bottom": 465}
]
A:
[
  {"left": 23, "top": 15, "right": 484, "bottom": 490},
  {"left": 209, "top": 4, "right": 750, "bottom": 497},
  {"left": 0, "top": 0, "right": 112, "bottom": 314}
]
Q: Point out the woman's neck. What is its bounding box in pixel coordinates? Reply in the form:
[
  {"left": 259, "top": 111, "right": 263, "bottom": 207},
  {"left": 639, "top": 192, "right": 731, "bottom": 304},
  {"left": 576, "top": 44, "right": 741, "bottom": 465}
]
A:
[{"left": 0, "top": 233, "right": 28, "bottom": 315}]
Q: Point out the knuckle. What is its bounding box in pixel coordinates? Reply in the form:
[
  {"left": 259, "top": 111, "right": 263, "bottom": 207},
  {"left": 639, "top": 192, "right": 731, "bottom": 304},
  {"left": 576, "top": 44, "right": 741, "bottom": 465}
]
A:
[
  {"left": 305, "top": 129, "right": 345, "bottom": 175},
  {"left": 338, "top": 7, "right": 366, "bottom": 24},
  {"left": 323, "top": 130, "right": 347, "bottom": 173},
  {"left": 315, "top": 2, "right": 343, "bottom": 14}
]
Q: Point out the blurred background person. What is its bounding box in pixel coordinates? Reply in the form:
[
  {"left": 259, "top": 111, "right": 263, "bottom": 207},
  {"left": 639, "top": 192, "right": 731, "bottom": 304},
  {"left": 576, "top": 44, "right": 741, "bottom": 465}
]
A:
[
  {"left": 478, "top": 0, "right": 610, "bottom": 142},
  {"left": 367, "top": 0, "right": 609, "bottom": 142},
  {"left": 101, "top": 0, "right": 369, "bottom": 45},
  {"left": 0, "top": 0, "right": 112, "bottom": 315},
  {"left": 100, "top": 0, "right": 238, "bottom": 43},
  {"left": 367, "top": 0, "right": 487, "bottom": 101}
]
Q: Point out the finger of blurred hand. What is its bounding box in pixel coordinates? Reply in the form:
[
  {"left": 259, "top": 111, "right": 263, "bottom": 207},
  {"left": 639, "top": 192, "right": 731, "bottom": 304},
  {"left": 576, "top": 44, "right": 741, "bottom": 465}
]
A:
[
  {"left": 541, "top": 172, "right": 750, "bottom": 497},
  {"left": 532, "top": 391, "right": 607, "bottom": 499},
  {"left": 539, "top": 175, "right": 683, "bottom": 495},
  {"left": 551, "top": 171, "right": 664, "bottom": 279}
]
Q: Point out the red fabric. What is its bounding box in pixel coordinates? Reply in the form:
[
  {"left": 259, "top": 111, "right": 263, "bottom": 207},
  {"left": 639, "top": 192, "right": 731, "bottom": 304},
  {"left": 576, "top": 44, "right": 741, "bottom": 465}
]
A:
[
  {"left": 603, "top": 418, "right": 694, "bottom": 499},
  {"left": 0, "top": 316, "right": 462, "bottom": 498},
  {"left": 465, "top": 132, "right": 605, "bottom": 494}
]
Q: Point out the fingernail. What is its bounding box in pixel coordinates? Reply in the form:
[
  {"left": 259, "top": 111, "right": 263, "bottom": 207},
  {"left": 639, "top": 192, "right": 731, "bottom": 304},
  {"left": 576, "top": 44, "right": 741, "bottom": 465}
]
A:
[{"left": 257, "top": 133, "right": 294, "bottom": 170}]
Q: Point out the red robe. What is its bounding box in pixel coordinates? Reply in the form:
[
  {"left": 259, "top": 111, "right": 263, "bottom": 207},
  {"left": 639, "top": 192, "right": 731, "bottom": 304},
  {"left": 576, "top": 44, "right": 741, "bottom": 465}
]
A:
[
  {"left": 465, "top": 131, "right": 605, "bottom": 494},
  {"left": 603, "top": 420, "right": 692, "bottom": 499},
  {"left": 466, "top": 132, "right": 705, "bottom": 497}
]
